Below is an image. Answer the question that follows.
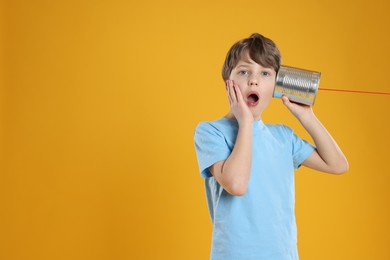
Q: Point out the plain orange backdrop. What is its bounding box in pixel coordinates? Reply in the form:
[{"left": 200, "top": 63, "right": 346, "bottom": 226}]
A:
[{"left": 1, "top": 0, "right": 390, "bottom": 259}]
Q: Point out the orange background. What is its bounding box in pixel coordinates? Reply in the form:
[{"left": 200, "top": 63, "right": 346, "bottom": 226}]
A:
[{"left": 1, "top": 0, "right": 389, "bottom": 259}]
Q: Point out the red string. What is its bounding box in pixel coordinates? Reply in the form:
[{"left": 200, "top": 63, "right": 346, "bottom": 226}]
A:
[{"left": 319, "top": 88, "right": 390, "bottom": 96}]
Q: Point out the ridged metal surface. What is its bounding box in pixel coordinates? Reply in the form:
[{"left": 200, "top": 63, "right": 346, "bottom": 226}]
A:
[{"left": 274, "top": 65, "right": 321, "bottom": 105}]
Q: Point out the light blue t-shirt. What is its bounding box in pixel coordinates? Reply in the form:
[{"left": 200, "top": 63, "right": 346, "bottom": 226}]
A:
[{"left": 194, "top": 118, "right": 315, "bottom": 260}]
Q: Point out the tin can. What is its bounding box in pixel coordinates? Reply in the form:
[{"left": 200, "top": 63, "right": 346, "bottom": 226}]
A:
[{"left": 273, "top": 65, "right": 321, "bottom": 105}]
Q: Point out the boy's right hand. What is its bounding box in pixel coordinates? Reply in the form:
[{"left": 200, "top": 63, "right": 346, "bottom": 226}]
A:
[{"left": 226, "top": 80, "right": 254, "bottom": 126}]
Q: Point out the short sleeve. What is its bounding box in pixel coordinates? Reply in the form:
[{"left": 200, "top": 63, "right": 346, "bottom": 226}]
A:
[
  {"left": 290, "top": 128, "right": 316, "bottom": 169},
  {"left": 194, "top": 122, "right": 231, "bottom": 178}
]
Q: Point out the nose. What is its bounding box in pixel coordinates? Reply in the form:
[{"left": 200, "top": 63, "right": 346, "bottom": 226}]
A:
[{"left": 249, "top": 75, "right": 259, "bottom": 86}]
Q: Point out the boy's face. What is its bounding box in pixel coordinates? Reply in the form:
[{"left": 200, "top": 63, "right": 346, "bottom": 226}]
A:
[{"left": 229, "top": 51, "right": 276, "bottom": 120}]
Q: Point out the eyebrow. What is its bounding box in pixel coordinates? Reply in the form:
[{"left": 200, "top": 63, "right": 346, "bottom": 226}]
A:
[
  {"left": 236, "top": 65, "right": 250, "bottom": 69},
  {"left": 235, "top": 62, "right": 255, "bottom": 68},
  {"left": 237, "top": 60, "right": 254, "bottom": 65},
  {"left": 236, "top": 64, "right": 273, "bottom": 70}
]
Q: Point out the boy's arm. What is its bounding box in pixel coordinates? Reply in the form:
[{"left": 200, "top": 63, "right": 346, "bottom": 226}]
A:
[
  {"left": 282, "top": 96, "right": 349, "bottom": 174},
  {"left": 209, "top": 80, "right": 253, "bottom": 196}
]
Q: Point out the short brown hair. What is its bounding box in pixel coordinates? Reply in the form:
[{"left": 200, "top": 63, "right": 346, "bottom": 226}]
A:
[{"left": 222, "top": 33, "right": 282, "bottom": 80}]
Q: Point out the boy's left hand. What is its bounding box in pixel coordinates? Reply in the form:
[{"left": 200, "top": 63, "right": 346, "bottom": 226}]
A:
[{"left": 281, "top": 95, "right": 314, "bottom": 122}]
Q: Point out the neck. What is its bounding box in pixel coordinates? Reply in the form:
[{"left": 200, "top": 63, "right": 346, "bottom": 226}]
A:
[{"left": 224, "top": 111, "right": 262, "bottom": 121}]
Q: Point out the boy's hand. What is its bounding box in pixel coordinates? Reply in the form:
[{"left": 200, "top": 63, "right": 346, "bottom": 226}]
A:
[
  {"left": 226, "top": 80, "right": 254, "bottom": 125},
  {"left": 281, "top": 95, "right": 314, "bottom": 123}
]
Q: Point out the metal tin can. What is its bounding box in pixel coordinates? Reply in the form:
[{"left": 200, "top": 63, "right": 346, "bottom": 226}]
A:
[{"left": 273, "top": 65, "right": 321, "bottom": 105}]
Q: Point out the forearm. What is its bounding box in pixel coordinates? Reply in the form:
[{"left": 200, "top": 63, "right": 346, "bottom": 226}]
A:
[
  {"left": 220, "top": 123, "right": 252, "bottom": 195},
  {"left": 300, "top": 112, "right": 348, "bottom": 173},
  {"left": 214, "top": 80, "right": 254, "bottom": 195}
]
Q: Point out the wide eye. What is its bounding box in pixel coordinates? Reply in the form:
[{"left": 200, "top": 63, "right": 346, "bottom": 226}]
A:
[
  {"left": 238, "top": 70, "right": 248, "bottom": 76},
  {"left": 261, "top": 71, "right": 271, "bottom": 77}
]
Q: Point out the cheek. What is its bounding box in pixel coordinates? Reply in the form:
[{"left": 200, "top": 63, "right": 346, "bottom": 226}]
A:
[
  {"left": 266, "top": 86, "right": 275, "bottom": 96},
  {"left": 265, "top": 80, "right": 276, "bottom": 94},
  {"left": 229, "top": 77, "right": 245, "bottom": 88},
  {"left": 229, "top": 75, "right": 241, "bottom": 82}
]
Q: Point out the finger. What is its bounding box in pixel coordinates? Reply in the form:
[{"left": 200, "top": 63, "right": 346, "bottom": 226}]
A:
[
  {"left": 225, "top": 80, "right": 229, "bottom": 95},
  {"left": 281, "top": 95, "right": 295, "bottom": 111},
  {"left": 234, "top": 84, "right": 244, "bottom": 103},
  {"left": 227, "top": 83, "right": 233, "bottom": 104},
  {"left": 281, "top": 95, "right": 290, "bottom": 104},
  {"left": 281, "top": 95, "right": 290, "bottom": 105},
  {"left": 228, "top": 80, "right": 237, "bottom": 104},
  {"left": 228, "top": 81, "right": 235, "bottom": 105}
]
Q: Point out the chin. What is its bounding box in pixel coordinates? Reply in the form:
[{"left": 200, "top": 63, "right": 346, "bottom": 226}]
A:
[{"left": 250, "top": 110, "right": 261, "bottom": 119}]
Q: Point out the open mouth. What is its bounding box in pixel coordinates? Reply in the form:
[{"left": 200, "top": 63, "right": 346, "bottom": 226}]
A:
[{"left": 247, "top": 92, "right": 260, "bottom": 106}]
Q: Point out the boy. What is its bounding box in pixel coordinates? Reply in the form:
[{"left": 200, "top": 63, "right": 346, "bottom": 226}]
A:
[{"left": 194, "top": 33, "right": 348, "bottom": 260}]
